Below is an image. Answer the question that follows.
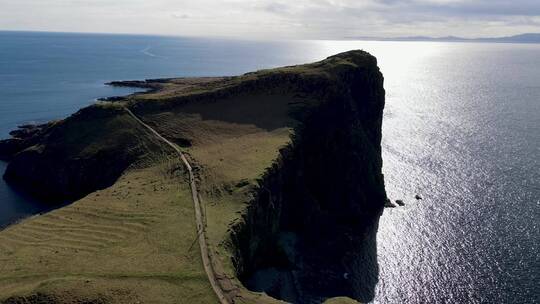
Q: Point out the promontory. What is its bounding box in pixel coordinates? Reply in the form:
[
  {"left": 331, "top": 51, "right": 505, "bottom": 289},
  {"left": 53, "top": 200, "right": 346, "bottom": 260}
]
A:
[{"left": 0, "top": 50, "right": 387, "bottom": 304}]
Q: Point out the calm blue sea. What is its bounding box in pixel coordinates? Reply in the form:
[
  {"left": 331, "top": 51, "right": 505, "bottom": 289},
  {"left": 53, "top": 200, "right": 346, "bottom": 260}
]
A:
[{"left": 0, "top": 31, "right": 538, "bottom": 303}]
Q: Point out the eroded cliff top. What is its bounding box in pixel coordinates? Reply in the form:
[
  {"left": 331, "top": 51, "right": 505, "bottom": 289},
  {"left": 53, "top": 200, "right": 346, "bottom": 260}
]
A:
[{"left": 106, "top": 49, "right": 379, "bottom": 104}]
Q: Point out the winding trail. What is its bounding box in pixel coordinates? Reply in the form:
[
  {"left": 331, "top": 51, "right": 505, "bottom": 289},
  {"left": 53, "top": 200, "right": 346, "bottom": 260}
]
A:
[{"left": 124, "top": 107, "right": 230, "bottom": 304}]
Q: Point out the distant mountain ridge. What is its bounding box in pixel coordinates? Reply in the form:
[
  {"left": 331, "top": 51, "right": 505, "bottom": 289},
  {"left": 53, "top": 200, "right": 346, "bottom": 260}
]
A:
[{"left": 348, "top": 33, "right": 540, "bottom": 44}]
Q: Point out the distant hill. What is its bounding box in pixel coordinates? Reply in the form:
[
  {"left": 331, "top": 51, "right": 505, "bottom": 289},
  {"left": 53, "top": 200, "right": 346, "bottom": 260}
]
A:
[{"left": 348, "top": 33, "right": 540, "bottom": 44}]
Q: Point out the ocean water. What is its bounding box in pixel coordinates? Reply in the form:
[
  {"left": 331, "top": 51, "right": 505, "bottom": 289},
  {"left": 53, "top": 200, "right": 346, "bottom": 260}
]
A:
[{"left": 0, "top": 31, "right": 538, "bottom": 303}]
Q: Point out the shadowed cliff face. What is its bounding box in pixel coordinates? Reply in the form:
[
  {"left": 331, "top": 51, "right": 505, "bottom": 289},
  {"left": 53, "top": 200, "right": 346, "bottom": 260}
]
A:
[
  {"left": 0, "top": 50, "right": 386, "bottom": 303},
  {"left": 230, "top": 51, "right": 386, "bottom": 303},
  {"left": 0, "top": 105, "right": 166, "bottom": 203}
]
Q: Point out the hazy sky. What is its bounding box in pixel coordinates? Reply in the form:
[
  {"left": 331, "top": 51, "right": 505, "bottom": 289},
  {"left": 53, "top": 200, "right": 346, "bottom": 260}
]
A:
[{"left": 1, "top": 0, "right": 539, "bottom": 39}]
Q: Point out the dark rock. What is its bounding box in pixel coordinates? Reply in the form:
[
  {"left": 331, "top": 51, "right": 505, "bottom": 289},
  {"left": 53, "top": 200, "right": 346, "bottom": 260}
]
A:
[
  {"left": 385, "top": 198, "right": 397, "bottom": 208},
  {"left": 97, "top": 96, "right": 126, "bottom": 102},
  {"left": 236, "top": 179, "right": 250, "bottom": 188},
  {"left": 395, "top": 199, "right": 405, "bottom": 206},
  {"left": 106, "top": 80, "right": 160, "bottom": 93},
  {"left": 174, "top": 137, "right": 192, "bottom": 148},
  {"left": 231, "top": 50, "right": 386, "bottom": 303},
  {"left": 9, "top": 123, "right": 49, "bottom": 139},
  {"left": 1, "top": 105, "right": 164, "bottom": 204},
  {"left": 0, "top": 138, "right": 25, "bottom": 161},
  {"left": 0, "top": 123, "right": 53, "bottom": 161}
]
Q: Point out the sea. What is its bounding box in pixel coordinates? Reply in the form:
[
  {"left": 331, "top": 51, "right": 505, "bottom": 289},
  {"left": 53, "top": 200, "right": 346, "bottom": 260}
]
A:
[{"left": 0, "top": 31, "right": 538, "bottom": 303}]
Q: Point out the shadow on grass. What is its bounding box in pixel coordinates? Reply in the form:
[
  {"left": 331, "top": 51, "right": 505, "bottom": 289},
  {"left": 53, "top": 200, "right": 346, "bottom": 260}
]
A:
[{"left": 0, "top": 161, "right": 69, "bottom": 231}]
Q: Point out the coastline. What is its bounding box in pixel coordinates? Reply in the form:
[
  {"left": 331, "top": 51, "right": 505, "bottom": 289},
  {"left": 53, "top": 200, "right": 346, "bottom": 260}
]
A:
[{"left": 0, "top": 50, "right": 386, "bottom": 303}]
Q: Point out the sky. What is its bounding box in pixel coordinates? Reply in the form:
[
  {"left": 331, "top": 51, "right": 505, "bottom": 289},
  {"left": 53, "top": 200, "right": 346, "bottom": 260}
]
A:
[{"left": 0, "top": 0, "right": 539, "bottom": 39}]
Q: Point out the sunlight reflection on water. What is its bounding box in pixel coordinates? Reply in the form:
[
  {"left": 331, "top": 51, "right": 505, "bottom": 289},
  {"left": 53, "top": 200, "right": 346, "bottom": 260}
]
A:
[
  {"left": 319, "top": 41, "right": 539, "bottom": 304},
  {"left": 291, "top": 40, "right": 540, "bottom": 303}
]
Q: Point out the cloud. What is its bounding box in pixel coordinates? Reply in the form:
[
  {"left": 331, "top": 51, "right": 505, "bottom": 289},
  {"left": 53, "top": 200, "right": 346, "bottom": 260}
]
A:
[
  {"left": 172, "top": 13, "right": 190, "bottom": 19},
  {"left": 0, "top": 0, "right": 538, "bottom": 38}
]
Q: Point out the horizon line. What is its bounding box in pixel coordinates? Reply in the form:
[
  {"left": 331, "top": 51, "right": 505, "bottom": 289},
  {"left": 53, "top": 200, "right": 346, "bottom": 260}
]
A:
[{"left": 1, "top": 29, "right": 539, "bottom": 43}]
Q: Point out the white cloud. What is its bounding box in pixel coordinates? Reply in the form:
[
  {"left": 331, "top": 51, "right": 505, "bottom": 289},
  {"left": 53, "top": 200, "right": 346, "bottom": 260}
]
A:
[{"left": 0, "top": 0, "right": 538, "bottom": 38}]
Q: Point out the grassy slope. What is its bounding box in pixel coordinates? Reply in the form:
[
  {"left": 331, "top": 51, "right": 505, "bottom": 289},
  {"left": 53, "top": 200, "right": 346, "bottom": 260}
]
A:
[
  {"left": 0, "top": 91, "right": 291, "bottom": 303},
  {"left": 137, "top": 91, "right": 298, "bottom": 303},
  {"left": 0, "top": 156, "right": 218, "bottom": 303}
]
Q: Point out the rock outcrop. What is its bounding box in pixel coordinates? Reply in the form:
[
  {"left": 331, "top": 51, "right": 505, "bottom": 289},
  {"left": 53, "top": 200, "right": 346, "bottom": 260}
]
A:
[
  {"left": 229, "top": 51, "right": 387, "bottom": 303},
  {"left": 0, "top": 105, "right": 165, "bottom": 203}
]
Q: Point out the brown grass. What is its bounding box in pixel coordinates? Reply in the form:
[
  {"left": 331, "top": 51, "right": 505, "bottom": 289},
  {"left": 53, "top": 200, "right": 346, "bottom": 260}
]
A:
[{"left": 0, "top": 155, "right": 217, "bottom": 303}]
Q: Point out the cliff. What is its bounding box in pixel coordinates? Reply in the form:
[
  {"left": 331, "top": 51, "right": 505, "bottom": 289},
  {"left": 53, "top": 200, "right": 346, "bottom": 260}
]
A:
[
  {"left": 0, "top": 50, "right": 386, "bottom": 303},
  {"left": 229, "top": 51, "right": 386, "bottom": 302},
  {"left": 0, "top": 105, "right": 166, "bottom": 203}
]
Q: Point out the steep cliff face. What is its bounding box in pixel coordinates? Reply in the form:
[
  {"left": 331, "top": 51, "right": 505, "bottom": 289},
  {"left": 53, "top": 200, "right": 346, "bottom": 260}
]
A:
[
  {"left": 0, "top": 105, "right": 165, "bottom": 203},
  {"left": 230, "top": 51, "right": 386, "bottom": 303},
  {"left": 0, "top": 50, "right": 386, "bottom": 303}
]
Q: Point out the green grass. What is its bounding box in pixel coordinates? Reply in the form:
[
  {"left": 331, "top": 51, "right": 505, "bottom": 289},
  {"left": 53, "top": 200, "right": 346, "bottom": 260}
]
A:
[
  {"left": 0, "top": 157, "right": 217, "bottom": 303},
  {"left": 135, "top": 91, "right": 299, "bottom": 303}
]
